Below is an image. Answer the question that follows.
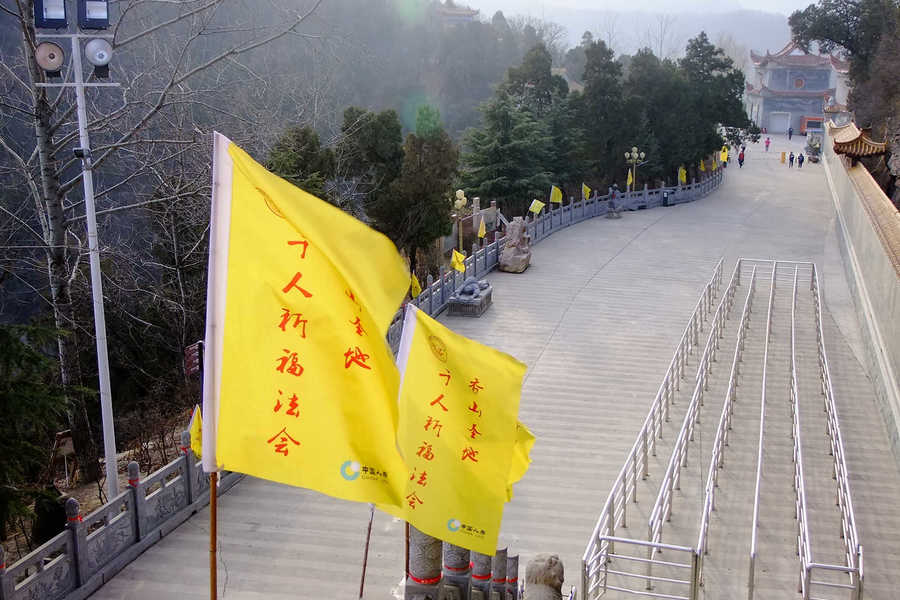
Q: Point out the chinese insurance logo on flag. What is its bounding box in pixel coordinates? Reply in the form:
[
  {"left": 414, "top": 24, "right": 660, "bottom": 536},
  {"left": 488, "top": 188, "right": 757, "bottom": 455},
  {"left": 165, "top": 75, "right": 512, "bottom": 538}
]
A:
[
  {"left": 381, "top": 305, "right": 529, "bottom": 554},
  {"left": 202, "top": 133, "right": 409, "bottom": 507}
]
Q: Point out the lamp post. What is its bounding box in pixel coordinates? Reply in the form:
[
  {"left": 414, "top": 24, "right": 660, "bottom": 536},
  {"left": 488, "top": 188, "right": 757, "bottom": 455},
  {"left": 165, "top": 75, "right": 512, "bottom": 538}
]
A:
[
  {"left": 34, "top": 0, "right": 120, "bottom": 500},
  {"left": 625, "top": 146, "right": 646, "bottom": 193}
]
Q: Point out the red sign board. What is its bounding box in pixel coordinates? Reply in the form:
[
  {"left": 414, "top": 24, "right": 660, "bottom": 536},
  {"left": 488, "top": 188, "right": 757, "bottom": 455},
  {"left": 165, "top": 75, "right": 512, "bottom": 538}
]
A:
[{"left": 184, "top": 341, "right": 203, "bottom": 376}]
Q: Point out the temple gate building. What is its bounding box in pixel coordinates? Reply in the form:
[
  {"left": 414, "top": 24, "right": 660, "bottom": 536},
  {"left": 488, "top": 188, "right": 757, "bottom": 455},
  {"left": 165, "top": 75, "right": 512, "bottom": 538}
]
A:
[{"left": 745, "top": 41, "right": 850, "bottom": 135}]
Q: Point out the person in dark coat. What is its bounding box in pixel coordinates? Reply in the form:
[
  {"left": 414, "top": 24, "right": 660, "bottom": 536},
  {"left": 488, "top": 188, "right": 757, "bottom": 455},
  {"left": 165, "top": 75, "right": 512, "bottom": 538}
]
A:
[
  {"left": 797, "top": 153, "right": 805, "bottom": 168},
  {"left": 788, "top": 127, "right": 794, "bottom": 140},
  {"left": 788, "top": 152, "right": 795, "bottom": 168},
  {"left": 738, "top": 150, "right": 745, "bottom": 168}
]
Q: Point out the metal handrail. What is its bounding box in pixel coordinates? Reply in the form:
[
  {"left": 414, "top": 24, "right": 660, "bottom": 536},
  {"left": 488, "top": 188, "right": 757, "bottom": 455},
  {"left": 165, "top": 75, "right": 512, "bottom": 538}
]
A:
[
  {"left": 747, "top": 261, "right": 778, "bottom": 600},
  {"left": 695, "top": 265, "right": 757, "bottom": 583},
  {"left": 647, "top": 261, "right": 740, "bottom": 549},
  {"left": 789, "top": 267, "right": 815, "bottom": 598},
  {"left": 810, "top": 265, "right": 864, "bottom": 598},
  {"left": 582, "top": 259, "right": 725, "bottom": 600}
]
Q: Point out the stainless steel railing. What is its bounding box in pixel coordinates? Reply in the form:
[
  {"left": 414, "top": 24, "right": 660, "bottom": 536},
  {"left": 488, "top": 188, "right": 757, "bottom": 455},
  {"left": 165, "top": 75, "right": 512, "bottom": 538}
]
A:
[
  {"left": 747, "top": 260, "right": 778, "bottom": 600},
  {"left": 810, "top": 264, "right": 864, "bottom": 599},
  {"left": 695, "top": 265, "right": 757, "bottom": 584},
  {"left": 646, "top": 261, "right": 741, "bottom": 553},
  {"left": 581, "top": 258, "right": 724, "bottom": 600}
]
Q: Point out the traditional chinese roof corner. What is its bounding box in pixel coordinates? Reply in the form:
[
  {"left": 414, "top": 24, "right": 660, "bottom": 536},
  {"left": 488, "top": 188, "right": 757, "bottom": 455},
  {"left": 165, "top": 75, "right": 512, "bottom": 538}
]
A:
[
  {"left": 750, "top": 41, "right": 848, "bottom": 73},
  {"left": 829, "top": 121, "right": 888, "bottom": 158},
  {"left": 434, "top": 1, "right": 479, "bottom": 18},
  {"left": 746, "top": 85, "right": 836, "bottom": 99}
]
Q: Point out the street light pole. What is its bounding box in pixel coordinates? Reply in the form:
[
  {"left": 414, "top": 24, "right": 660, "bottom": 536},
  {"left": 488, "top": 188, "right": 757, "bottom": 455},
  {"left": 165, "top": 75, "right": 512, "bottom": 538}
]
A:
[
  {"left": 37, "top": 32, "right": 119, "bottom": 500},
  {"left": 625, "top": 146, "right": 646, "bottom": 193}
]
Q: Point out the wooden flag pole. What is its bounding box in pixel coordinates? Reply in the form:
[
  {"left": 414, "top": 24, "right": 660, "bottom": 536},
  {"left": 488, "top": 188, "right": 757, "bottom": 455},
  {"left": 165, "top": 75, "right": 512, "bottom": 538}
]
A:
[
  {"left": 359, "top": 503, "right": 375, "bottom": 599},
  {"left": 210, "top": 471, "right": 218, "bottom": 600}
]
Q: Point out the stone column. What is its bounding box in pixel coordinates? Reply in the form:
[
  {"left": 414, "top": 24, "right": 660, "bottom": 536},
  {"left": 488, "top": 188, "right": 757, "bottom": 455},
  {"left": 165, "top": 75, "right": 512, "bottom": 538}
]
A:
[
  {"left": 506, "top": 554, "right": 519, "bottom": 600},
  {"left": 491, "top": 547, "right": 507, "bottom": 600},
  {"left": 406, "top": 525, "right": 441, "bottom": 600},
  {"left": 0, "top": 543, "right": 8, "bottom": 600},
  {"left": 442, "top": 542, "right": 470, "bottom": 600},
  {"left": 471, "top": 551, "right": 493, "bottom": 599},
  {"left": 65, "top": 497, "right": 87, "bottom": 586}
]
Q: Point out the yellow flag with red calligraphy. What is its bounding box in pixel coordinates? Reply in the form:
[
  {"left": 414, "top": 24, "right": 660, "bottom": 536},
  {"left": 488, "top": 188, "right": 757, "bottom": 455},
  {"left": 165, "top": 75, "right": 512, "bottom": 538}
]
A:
[
  {"left": 202, "top": 132, "right": 408, "bottom": 507},
  {"left": 382, "top": 304, "right": 527, "bottom": 554}
]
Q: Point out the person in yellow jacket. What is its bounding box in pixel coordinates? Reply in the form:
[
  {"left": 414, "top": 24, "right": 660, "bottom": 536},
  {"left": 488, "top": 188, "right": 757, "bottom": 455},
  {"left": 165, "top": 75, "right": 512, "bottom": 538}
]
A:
[{"left": 720, "top": 145, "right": 729, "bottom": 168}]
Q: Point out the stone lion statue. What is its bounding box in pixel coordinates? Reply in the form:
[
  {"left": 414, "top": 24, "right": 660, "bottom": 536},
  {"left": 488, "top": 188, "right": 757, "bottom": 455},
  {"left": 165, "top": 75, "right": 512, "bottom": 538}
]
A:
[{"left": 523, "top": 554, "right": 564, "bottom": 600}]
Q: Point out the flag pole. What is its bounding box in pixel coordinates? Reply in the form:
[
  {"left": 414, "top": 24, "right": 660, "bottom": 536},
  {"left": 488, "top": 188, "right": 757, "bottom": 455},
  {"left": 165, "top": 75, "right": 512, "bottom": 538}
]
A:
[
  {"left": 359, "top": 503, "right": 376, "bottom": 599},
  {"left": 210, "top": 471, "right": 218, "bottom": 600}
]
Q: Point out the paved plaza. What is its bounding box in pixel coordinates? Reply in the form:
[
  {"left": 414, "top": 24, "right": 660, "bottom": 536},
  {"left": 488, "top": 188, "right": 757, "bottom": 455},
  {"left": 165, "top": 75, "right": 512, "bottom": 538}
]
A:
[{"left": 91, "top": 135, "right": 900, "bottom": 599}]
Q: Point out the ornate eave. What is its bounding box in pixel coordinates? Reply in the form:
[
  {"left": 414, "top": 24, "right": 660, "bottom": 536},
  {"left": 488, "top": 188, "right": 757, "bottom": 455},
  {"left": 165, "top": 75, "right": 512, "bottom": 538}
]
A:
[
  {"left": 830, "top": 122, "right": 888, "bottom": 158},
  {"left": 750, "top": 41, "right": 848, "bottom": 72}
]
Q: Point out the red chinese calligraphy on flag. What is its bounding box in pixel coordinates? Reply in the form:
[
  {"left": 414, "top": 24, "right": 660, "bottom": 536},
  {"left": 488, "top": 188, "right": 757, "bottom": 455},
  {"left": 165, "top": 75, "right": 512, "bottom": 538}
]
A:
[
  {"left": 202, "top": 133, "right": 410, "bottom": 508},
  {"left": 380, "top": 304, "right": 528, "bottom": 555}
]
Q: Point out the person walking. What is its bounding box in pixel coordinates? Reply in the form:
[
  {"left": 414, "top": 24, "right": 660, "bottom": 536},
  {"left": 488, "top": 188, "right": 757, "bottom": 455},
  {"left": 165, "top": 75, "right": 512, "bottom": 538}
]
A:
[
  {"left": 788, "top": 126, "right": 794, "bottom": 140},
  {"left": 789, "top": 152, "right": 795, "bottom": 168},
  {"left": 797, "top": 153, "right": 805, "bottom": 168},
  {"left": 738, "top": 149, "right": 745, "bottom": 168},
  {"left": 765, "top": 137, "right": 771, "bottom": 151}
]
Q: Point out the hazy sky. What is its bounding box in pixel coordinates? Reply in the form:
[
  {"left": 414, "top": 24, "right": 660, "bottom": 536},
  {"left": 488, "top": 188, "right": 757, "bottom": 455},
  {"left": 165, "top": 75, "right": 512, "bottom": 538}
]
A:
[{"left": 467, "top": 0, "right": 812, "bottom": 17}]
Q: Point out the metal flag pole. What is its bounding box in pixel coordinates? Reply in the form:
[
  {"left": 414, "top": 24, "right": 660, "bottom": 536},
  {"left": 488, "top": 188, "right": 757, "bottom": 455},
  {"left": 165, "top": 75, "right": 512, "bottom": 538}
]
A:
[
  {"left": 210, "top": 471, "right": 218, "bottom": 600},
  {"left": 358, "top": 503, "right": 376, "bottom": 599}
]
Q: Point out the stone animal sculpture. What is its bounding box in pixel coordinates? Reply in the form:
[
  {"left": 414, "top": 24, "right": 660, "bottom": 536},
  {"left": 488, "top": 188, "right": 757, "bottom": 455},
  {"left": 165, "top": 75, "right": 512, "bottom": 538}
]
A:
[
  {"left": 499, "top": 217, "right": 531, "bottom": 273},
  {"left": 523, "top": 554, "right": 564, "bottom": 600}
]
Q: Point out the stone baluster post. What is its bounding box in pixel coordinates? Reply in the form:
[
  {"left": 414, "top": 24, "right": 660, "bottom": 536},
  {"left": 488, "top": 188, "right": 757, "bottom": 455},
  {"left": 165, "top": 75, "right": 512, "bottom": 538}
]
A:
[
  {"left": 491, "top": 547, "right": 507, "bottom": 600},
  {"left": 65, "top": 498, "right": 87, "bottom": 587},
  {"left": 471, "top": 551, "right": 493, "bottom": 599},
  {"left": 426, "top": 274, "right": 435, "bottom": 315},
  {"left": 442, "top": 542, "right": 471, "bottom": 600},
  {"left": 439, "top": 267, "right": 446, "bottom": 306},
  {"left": 406, "top": 525, "right": 442, "bottom": 600},
  {"left": 128, "top": 461, "right": 147, "bottom": 540},
  {"left": 180, "top": 431, "right": 195, "bottom": 505},
  {"left": 0, "top": 543, "right": 8, "bottom": 600},
  {"left": 473, "top": 243, "right": 480, "bottom": 277},
  {"left": 506, "top": 554, "right": 520, "bottom": 600}
]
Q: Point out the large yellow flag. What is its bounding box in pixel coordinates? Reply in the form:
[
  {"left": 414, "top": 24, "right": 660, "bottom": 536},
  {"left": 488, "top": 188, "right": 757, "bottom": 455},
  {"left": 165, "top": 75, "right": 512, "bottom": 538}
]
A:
[
  {"left": 450, "top": 249, "right": 466, "bottom": 273},
  {"left": 189, "top": 405, "right": 202, "bottom": 458},
  {"left": 477, "top": 216, "right": 486, "bottom": 239},
  {"left": 678, "top": 166, "right": 687, "bottom": 184},
  {"left": 627, "top": 168, "right": 634, "bottom": 186},
  {"left": 549, "top": 185, "right": 563, "bottom": 204},
  {"left": 528, "top": 199, "right": 545, "bottom": 214},
  {"left": 411, "top": 273, "right": 422, "bottom": 298},
  {"left": 582, "top": 183, "right": 591, "bottom": 200},
  {"left": 202, "top": 133, "right": 408, "bottom": 507},
  {"left": 384, "top": 305, "right": 527, "bottom": 554}
]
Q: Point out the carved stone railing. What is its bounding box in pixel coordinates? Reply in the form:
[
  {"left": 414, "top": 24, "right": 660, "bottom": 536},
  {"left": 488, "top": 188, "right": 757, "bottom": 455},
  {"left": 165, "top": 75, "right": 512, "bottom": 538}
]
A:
[
  {"left": 0, "top": 436, "right": 240, "bottom": 600},
  {"left": 388, "top": 171, "right": 725, "bottom": 351}
]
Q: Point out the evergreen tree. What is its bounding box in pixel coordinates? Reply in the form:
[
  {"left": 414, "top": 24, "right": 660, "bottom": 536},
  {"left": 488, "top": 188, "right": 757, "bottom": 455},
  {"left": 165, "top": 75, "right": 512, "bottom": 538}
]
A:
[
  {"left": 578, "top": 39, "right": 624, "bottom": 185},
  {"left": 463, "top": 95, "right": 552, "bottom": 216},
  {"left": 503, "top": 43, "right": 569, "bottom": 116},
  {"left": 337, "top": 107, "right": 405, "bottom": 210},
  {"left": 266, "top": 127, "right": 335, "bottom": 198},
  {"left": 369, "top": 106, "right": 458, "bottom": 269}
]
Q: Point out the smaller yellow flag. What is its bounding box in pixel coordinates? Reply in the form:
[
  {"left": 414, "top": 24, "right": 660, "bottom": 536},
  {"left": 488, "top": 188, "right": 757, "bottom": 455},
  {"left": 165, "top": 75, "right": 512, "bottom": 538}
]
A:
[
  {"left": 451, "top": 249, "right": 466, "bottom": 272},
  {"left": 582, "top": 183, "right": 591, "bottom": 200},
  {"left": 720, "top": 146, "right": 728, "bottom": 162},
  {"left": 410, "top": 273, "right": 422, "bottom": 298},
  {"left": 699, "top": 160, "right": 706, "bottom": 172},
  {"left": 627, "top": 168, "right": 634, "bottom": 186},
  {"left": 678, "top": 166, "right": 687, "bottom": 184},
  {"left": 550, "top": 185, "right": 563, "bottom": 204},
  {"left": 506, "top": 421, "right": 535, "bottom": 501},
  {"left": 477, "top": 216, "right": 486, "bottom": 239},
  {"left": 528, "top": 199, "right": 545, "bottom": 214},
  {"left": 189, "top": 405, "right": 202, "bottom": 458},
  {"left": 713, "top": 158, "right": 718, "bottom": 170}
]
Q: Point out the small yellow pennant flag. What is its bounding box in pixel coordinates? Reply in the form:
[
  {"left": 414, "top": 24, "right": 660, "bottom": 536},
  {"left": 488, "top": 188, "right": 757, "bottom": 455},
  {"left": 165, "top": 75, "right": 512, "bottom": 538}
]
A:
[
  {"left": 477, "top": 216, "right": 486, "bottom": 239},
  {"left": 451, "top": 249, "right": 466, "bottom": 273},
  {"left": 720, "top": 146, "right": 728, "bottom": 163},
  {"left": 189, "top": 405, "right": 202, "bottom": 458},
  {"left": 699, "top": 160, "right": 706, "bottom": 172},
  {"left": 383, "top": 305, "right": 527, "bottom": 554},
  {"left": 713, "top": 157, "right": 718, "bottom": 170},
  {"left": 678, "top": 166, "right": 687, "bottom": 184},
  {"left": 528, "top": 199, "right": 545, "bottom": 214},
  {"left": 627, "top": 168, "right": 634, "bottom": 186},
  {"left": 550, "top": 185, "right": 563, "bottom": 204},
  {"left": 202, "top": 133, "right": 409, "bottom": 507},
  {"left": 582, "top": 183, "right": 591, "bottom": 200},
  {"left": 506, "top": 421, "right": 535, "bottom": 501},
  {"left": 411, "top": 273, "right": 422, "bottom": 298}
]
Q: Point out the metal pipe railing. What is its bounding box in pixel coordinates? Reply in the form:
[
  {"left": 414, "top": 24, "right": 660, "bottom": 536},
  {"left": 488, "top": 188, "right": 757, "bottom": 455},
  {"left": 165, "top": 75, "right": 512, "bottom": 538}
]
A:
[
  {"left": 695, "top": 265, "right": 757, "bottom": 584},
  {"left": 581, "top": 259, "right": 725, "bottom": 600},
  {"left": 747, "top": 260, "right": 778, "bottom": 600}
]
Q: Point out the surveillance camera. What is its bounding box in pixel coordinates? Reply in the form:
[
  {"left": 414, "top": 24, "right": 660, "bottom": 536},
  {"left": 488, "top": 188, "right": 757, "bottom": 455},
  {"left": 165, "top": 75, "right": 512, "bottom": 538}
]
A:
[
  {"left": 73, "top": 147, "right": 91, "bottom": 159},
  {"left": 84, "top": 39, "right": 113, "bottom": 67}
]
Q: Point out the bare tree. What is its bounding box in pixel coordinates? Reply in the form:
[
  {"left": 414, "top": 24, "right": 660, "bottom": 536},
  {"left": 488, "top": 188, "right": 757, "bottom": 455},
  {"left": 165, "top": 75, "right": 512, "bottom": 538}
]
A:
[
  {"left": 0, "top": 0, "right": 323, "bottom": 481},
  {"left": 597, "top": 11, "right": 621, "bottom": 55},
  {"left": 640, "top": 14, "right": 679, "bottom": 59}
]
